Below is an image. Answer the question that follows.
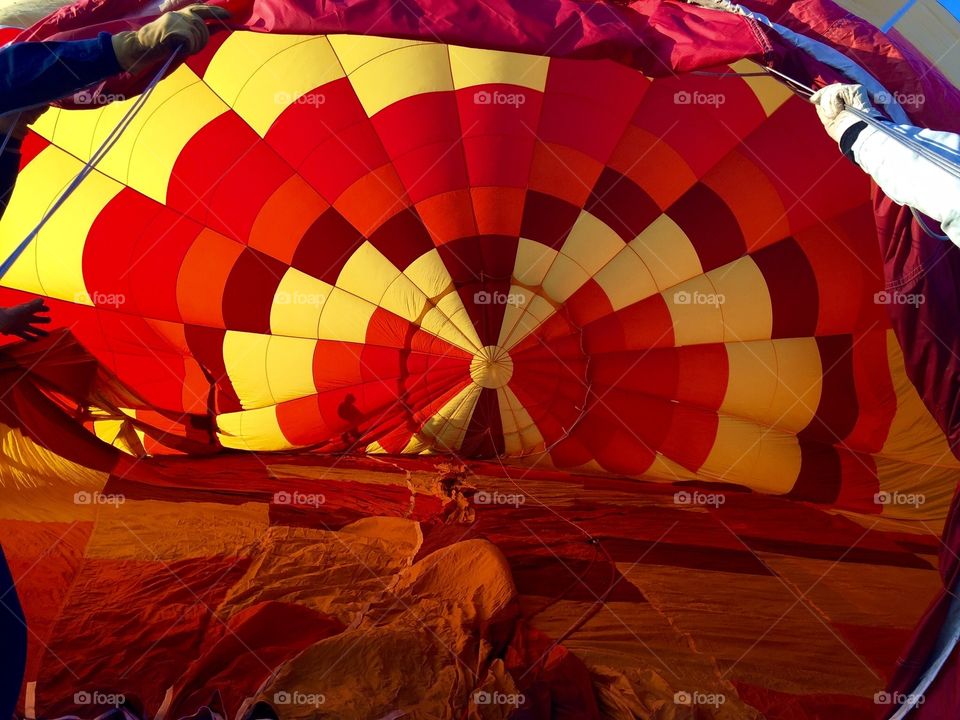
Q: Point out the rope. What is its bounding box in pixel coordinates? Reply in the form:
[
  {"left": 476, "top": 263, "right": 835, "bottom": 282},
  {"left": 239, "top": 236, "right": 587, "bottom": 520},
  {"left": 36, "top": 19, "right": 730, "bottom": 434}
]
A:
[{"left": 0, "top": 49, "right": 181, "bottom": 281}]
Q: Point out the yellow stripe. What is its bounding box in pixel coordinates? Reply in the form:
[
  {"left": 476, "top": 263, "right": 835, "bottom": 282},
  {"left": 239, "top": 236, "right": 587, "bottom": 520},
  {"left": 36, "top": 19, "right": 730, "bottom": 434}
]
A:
[
  {"left": 722, "top": 339, "right": 822, "bottom": 432},
  {"left": 449, "top": 45, "right": 549, "bottom": 91},
  {"left": 699, "top": 415, "right": 801, "bottom": 494},
  {"left": 34, "top": 65, "right": 226, "bottom": 203},
  {"left": 403, "top": 382, "right": 480, "bottom": 453},
  {"left": 217, "top": 405, "right": 291, "bottom": 450},
  {"left": 341, "top": 41, "right": 453, "bottom": 117},
  {"left": 204, "top": 33, "right": 346, "bottom": 137},
  {"left": 0, "top": 146, "right": 120, "bottom": 302}
]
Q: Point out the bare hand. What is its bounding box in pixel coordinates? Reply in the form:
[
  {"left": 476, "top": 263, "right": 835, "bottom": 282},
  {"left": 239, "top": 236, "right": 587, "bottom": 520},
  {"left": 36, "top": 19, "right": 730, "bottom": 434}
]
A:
[{"left": 0, "top": 299, "right": 51, "bottom": 341}]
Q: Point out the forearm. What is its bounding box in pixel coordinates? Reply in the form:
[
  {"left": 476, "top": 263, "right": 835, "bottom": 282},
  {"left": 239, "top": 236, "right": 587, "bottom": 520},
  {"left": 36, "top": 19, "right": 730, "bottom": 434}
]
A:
[
  {"left": 0, "top": 32, "right": 122, "bottom": 114},
  {"left": 845, "top": 122, "right": 960, "bottom": 244}
]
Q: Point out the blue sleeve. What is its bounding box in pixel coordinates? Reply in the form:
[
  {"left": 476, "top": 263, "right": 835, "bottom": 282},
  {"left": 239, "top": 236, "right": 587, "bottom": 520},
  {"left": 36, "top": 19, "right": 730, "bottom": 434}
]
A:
[{"left": 0, "top": 32, "right": 122, "bottom": 114}]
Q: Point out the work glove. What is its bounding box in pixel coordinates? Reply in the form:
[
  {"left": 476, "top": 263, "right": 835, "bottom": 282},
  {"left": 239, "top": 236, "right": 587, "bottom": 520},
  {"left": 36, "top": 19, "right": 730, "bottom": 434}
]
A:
[
  {"left": 111, "top": 4, "right": 230, "bottom": 72},
  {"left": 810, "top": 83, "right": 881, "bottom": 143}
]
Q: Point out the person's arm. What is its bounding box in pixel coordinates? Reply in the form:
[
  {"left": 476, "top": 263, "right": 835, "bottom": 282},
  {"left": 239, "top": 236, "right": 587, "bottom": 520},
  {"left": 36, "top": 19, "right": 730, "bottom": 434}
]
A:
[
  {"left": 0, "top": 33, "right": 121, "bottom": 115},
  {"left": 812, "top": 83, "right": 960, "bottom": 246},
  {"left": 848, "top": 123, "right": 960, "bottom": 244},
  {"left": 0, "top": 4, "right": 230, "bottom": 116}
]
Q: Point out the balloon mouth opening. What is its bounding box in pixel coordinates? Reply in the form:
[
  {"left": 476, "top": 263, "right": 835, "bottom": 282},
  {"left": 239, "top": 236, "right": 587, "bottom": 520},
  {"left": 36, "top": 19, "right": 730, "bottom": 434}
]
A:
[{"left": 470, "top": 345, "right": 514, "bottom": 389}]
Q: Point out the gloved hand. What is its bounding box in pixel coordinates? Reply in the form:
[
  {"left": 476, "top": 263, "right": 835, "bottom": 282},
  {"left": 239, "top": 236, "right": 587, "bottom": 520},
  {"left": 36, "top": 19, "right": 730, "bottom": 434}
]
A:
[
  {"left": 810, "top": 83, "right": 880, "bottom": 143},
  {"left": 111, "top": 4, "right": 230, "bottom": 72}
]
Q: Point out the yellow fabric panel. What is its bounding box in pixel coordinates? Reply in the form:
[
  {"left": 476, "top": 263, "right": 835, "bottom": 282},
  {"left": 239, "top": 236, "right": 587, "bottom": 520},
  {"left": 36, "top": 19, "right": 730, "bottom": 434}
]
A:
[
  {"left": 500, "top": 293, "right": 557, "bottom": 351},
  {"left": 723, "top": 339, "right": 822, "bottom": 433},
  {"left": 403, "top": 381, "right": 480, "bottom": 453},
  {"left": 729, "top": 59, "right": 794, "bottom": 117},
  {"left": 643, "top": 453, "right": 698, "bottom": 482},
  {"left": 881, "top": 330, "right": 960, "bottom": 466},
  {"left": 541, "top": 252, "right": 591, "bottom": 304},
  {"left": 497, "top": 385, "right": 545, "bottom": 455},
  {"left": 628, "top": 215, "right": 703, "bottom": 292},
  {"left": 317, "top": 288, "right": 376, "bottom": 343},
  {"left": 594, "top": 246, "right": 659, "bottom": 311},
  {"left": 266, "top": 335, "right": 319, "bottom": 405},
  {"left": 448, "top": 45, "right": 549, "bottom": 91},
  {"left": 663, "top": 275, "right": 725, "bottom": 347},
  {"left": 514, "top": 238, "right": 558, "bottom": 286},
  {"left": 337, "top": 241, "right": 401, "bottom": 305},
  {"left": 873, "top": 455, "right": 956, "bottom": 524},
  {"left": 342, "top": 41, "right": 454, "bottom": 117},
  {"left": 223, "top": 331, "right": 272, "bottom": 409},
  {"left": 705, "top": 257, "right": 773, "bottom": 343},
  {"left": 270, "top": 268, "right": 332, "bottom": 338},
  {"left": 380, "top": 272, "right": 428, "bottom": 322},
  {"left": 0, "top": 146, "right": 117, "bottom": 301},
  {"left": 561, "top": 211, "right": 625, "bottom": 276},
  {"left": 0, "top": 424, "right": 106, "bottom": 496},
  {"left": 218, "top": 405, "right": 291, "bottom": 450},
  {"left": 328, "top": 35, "right": 431, "bottom": 74},
  {"left": 700, "top": 416, "right": 801, "bottom": 494},
  {"left": 205, "top": 33, "right": 346, "bottom": 138},
  {"left": 85, "top": 500, "right": 270, "bottom": 561},
  {"left": 423, "top": 292, "right": 482, "bottom": 351},
  {"left": 404, "top": 249, "right": 453, "bottom": 299},
  {"left": 36, "top": 66, "right": 226, "bottom": 203}
]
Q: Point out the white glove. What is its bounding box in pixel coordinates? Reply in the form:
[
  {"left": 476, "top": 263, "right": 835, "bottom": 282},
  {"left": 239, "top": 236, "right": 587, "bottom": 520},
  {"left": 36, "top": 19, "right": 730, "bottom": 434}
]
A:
[{"left": 810, "top": 83, "right": 879, "bottom": 143}]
